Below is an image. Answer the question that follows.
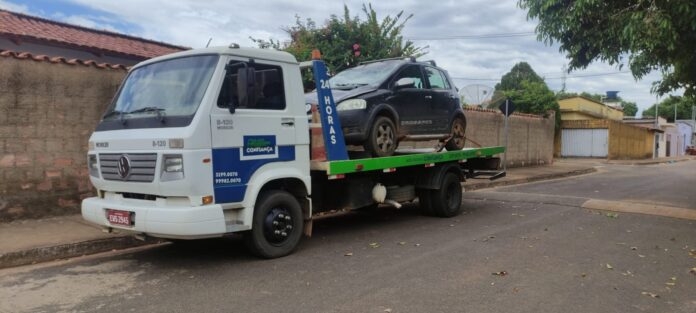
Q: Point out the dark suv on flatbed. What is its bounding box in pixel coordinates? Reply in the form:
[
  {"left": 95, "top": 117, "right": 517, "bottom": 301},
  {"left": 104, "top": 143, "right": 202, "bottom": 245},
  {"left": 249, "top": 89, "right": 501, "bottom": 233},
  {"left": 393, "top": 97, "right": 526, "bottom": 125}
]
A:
[{"left": 307, "top": 58, "right": 466, "bottom": 157}]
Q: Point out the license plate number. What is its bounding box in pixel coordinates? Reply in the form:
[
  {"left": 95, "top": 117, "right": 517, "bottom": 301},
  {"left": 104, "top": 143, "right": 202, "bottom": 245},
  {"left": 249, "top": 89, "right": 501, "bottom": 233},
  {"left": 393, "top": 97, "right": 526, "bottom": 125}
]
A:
[{"left": 107, "top": 209, "right": 133, "bottom": 226}]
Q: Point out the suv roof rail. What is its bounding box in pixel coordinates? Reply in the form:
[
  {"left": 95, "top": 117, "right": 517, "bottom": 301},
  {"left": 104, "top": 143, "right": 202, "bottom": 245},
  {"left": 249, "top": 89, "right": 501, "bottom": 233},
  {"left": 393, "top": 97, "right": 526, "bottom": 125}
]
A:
[
  {"left": 359, "top": 56, "right": 417, "bottom": 65},
  {"left": 422, "top": 60, "right": 437, "bottom": 66}
]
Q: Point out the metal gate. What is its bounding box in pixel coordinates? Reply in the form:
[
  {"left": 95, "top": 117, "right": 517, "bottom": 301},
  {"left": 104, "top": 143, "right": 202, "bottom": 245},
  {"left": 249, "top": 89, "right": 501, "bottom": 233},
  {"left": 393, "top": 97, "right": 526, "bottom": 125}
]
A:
[{"left": 561, "top": 129, "right": 608, "bottom": 157}]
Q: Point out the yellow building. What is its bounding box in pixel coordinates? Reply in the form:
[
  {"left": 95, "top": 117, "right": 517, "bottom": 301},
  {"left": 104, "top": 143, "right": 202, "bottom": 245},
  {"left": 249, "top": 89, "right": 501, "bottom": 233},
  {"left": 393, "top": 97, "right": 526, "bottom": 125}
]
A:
[
  {"left": 559, "top": 96, "right": 624, "bottom": 121},
  {"left": 556, "top": 96, "right": 657, "bottom": 159}
]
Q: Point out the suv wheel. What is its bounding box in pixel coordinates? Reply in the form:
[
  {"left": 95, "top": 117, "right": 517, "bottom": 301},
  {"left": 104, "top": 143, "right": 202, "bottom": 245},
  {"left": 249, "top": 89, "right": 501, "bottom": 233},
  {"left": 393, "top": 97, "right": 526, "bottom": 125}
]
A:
[
  {"left": 365, "top": 116, "right": 397, "bottom": 157},
  {"left": 445, "top": 117, "right": 466, "bottom": 151}
]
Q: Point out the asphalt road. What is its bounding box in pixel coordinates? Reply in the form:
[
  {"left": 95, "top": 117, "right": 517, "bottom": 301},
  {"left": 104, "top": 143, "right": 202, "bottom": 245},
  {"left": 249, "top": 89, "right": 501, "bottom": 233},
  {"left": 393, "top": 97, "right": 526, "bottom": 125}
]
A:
[{"left": 1, "top": 161, "right": 695, "bottom": 313}]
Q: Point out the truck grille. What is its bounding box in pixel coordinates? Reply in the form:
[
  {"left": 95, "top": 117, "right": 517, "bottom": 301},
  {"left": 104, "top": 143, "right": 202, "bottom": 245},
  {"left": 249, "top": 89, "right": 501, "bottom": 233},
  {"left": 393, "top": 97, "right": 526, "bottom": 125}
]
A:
[{"left": 99, "top": 153, "right": 157, "bottom": 182}]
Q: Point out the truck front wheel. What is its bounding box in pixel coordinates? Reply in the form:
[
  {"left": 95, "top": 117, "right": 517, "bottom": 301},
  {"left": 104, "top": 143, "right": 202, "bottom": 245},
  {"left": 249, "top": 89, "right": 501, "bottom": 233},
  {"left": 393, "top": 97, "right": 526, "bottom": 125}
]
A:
[
  {"left": 430, "top": 172, "right": 463, "bottom": 217},
  {"left": 244, "top": 191, "right": 304, "bottom": 258}
]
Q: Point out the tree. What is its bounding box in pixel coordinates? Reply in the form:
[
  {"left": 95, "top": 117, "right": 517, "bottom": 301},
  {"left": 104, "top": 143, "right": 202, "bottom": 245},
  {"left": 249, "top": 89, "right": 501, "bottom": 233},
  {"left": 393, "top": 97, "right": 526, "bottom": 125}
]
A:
[
  {"left": 495, "top": 62, "right": 544, "bottom": 91},
  {"left": 642, "top": 95, "right": 695, "bottom": 122},
  {"left": 490, "top": 62, "right": 560, "bottom": 127},
  {"left": 621, "top": 101, "right": 638, "bottom": 117},
  {"left": 519, "top": 0, "right": 696, "bottom": 98},
  {"left": 252, "top": 3, "right": 426, "bottom": 74}
]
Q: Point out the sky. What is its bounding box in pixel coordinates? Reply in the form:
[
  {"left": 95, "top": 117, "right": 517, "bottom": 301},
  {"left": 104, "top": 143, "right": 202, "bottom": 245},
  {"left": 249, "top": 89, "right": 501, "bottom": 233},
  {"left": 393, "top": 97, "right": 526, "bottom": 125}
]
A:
[{"left": 1, "top": 0, "right": 679, "bottom": 116}]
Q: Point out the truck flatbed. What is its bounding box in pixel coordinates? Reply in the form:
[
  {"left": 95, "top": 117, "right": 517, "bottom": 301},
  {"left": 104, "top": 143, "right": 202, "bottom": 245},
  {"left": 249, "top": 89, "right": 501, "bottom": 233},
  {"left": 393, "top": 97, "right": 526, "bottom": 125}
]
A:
[{"left": 310, "top": 146, "right": 505, "bottom": 176}]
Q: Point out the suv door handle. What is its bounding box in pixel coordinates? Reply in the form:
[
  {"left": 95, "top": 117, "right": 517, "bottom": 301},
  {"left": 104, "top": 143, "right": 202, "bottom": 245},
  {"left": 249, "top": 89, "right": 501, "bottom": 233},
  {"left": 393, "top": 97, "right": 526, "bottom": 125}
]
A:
[{"left": 281, "top": 118, "right": 295, "bottom": 127}]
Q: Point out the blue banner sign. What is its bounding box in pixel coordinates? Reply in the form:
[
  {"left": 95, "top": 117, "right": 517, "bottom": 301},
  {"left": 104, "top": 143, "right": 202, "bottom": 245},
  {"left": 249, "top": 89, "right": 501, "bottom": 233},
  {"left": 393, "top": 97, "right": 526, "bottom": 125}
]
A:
[{"left": 312, "top": 60, "right": 349, "bottom": 161}]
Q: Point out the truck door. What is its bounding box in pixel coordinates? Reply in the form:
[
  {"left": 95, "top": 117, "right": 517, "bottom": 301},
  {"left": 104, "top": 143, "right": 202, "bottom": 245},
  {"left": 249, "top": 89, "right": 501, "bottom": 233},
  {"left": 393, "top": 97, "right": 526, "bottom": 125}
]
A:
[{"left": 209, "top": 58, "right": 299, "bottom": 204}]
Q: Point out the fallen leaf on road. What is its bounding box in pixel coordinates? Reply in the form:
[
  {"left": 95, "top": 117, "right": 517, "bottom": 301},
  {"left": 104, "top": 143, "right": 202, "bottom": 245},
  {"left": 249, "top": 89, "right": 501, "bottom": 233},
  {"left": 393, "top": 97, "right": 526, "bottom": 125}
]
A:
[
  {"left": 690, "top": 268, "right": 696, "bottom": 275},
  {"left": 344, "top": 252, "right": 353, "bottom": 256},
  {"left": 606, "top": 263, "right": 614, "bottom": 270},
  {"left": 665, "top": 282, "right": 676, "bottom": 286},
  {"left": 638, "top": 254, "right": 646, "bottom": 258},
  {"left": 369, "top": 242, "right": 380, "bottom": 248},
  {"left": 414, "top": 243, "right": 421, "bottom": 247},
  {"left": 641, "top": 292, "right": 660, "bottom": 298},
  {"left": 581, "top": 273, "right": 587, "bottom": 278},
  {"left": 605, "top": 212, "right": 619, "bottom": 218},
  {"left": 384, "top": 309, "right": 392, "bottom": 313},
  {"left": 630, "top": 247, "right": 638, "bottom": 250},
  {"left": 492, "top": 271, "right": 508, "bottom": 276},
  {"left": 398, "top": 241, "right": 406, "bottom": 245}
]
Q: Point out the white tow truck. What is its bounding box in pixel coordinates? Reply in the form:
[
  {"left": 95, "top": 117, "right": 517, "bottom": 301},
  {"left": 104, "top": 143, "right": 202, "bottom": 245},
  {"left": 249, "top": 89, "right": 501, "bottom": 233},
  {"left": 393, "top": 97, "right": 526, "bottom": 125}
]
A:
[{"left": 81, "top": 44, "right": 504, "bottom": 258}]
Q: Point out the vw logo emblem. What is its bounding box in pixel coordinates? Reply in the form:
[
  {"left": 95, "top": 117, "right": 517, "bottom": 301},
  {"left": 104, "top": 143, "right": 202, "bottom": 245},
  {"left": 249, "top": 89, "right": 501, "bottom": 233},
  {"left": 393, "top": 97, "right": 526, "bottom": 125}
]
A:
[{"left": 117, "top": 155, "right": 131, "bottom": 179}]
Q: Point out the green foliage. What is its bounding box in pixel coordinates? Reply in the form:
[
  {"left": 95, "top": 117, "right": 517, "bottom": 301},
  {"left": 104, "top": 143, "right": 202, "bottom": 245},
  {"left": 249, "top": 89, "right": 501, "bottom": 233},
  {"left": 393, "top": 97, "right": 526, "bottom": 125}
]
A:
[
  {"left": 491, "top": 62, "right": 559, "bottom": 127},
  {"left": 251, "top": 3, "right": 426, "bottom": 74},
  {"left": 621, "top": 101, "right": 638, "bottom": 117},
  {"left": 495, "top": 62, "right": 544, "bottom": 91},
  {"left": 642, "top": 95, "right": 695, "bottom": 122},
  {"left": 519, "top": 0, "right": 696, "bottom": 98}
]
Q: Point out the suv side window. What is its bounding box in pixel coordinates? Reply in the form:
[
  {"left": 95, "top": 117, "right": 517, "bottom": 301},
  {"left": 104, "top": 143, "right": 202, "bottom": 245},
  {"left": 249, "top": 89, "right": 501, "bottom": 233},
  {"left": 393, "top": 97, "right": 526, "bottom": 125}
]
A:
[
  {"left": 217, "top": 61, "right": 285, "bottom": 110},
  {"left": 392, "top": 65, "right": 425, "bottom": 89},
  {"left": 425, "top": 67, "right": 450, "bottom": 90}
]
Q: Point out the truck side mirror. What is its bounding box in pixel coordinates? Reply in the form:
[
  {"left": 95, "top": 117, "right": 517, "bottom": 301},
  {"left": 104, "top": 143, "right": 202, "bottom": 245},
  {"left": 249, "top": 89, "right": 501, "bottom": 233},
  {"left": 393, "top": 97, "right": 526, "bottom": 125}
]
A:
[{"left": 236, "top": 67, "right": 256, "bottom": 111}]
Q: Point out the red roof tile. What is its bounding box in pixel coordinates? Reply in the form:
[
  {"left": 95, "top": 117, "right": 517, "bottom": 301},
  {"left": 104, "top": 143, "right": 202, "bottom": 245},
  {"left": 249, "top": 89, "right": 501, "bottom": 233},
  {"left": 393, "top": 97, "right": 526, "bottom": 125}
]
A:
[
  {"left": 0, "top": 9, "right": 188, "bottom": 60},
  {"left": 0, "top": 49, "right": 129, "bottom": 70}
]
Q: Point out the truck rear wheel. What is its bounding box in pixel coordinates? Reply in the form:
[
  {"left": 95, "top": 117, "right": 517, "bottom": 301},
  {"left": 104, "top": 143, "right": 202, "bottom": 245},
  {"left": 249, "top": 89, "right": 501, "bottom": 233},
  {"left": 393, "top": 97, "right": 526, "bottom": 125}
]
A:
[
  {"left": 244, "top": 191, "right": 303, "bottom": 258},
  {"left": 430, "top": 172, "right": 463, "bottom": 217}
]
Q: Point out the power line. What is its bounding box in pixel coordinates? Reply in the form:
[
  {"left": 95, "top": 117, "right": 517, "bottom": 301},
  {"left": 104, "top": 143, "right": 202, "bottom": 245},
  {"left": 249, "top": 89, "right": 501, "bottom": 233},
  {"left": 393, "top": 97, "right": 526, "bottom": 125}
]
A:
[
  {"left": 450, "top": 71, "right": 632, "bottom": 82},
  {"left": 406, "top": 32, "right": 535, "bottom": 41}
]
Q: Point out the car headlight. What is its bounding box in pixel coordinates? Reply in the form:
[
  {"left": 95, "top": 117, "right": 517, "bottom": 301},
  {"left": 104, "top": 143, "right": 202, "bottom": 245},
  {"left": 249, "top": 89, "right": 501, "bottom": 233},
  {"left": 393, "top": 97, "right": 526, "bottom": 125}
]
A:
[
  {"left": 163, "top": 155, "right": 183, "bottom": 172},
  {"left": 337, "top": 99, "right": 367, "bottom": 111},
  {"left": 88, "top": 154, "right": 99, "bottom": 177}
]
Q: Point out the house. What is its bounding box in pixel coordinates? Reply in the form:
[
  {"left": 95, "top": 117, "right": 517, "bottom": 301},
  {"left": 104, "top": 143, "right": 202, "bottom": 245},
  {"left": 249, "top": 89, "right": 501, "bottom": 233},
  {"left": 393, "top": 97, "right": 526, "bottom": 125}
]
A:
[
  {"left": 556, "top": 96, "right": 657, "bottom": 159},
  {"left": 0, "top": 9, "right": 187, "bottom": 65},
  {"left": 0, "top": 9, "right": 187, "bottom": 222},
  {"left": 676, "top": 120, "right": 696, "bottom": 147},
  {"left": 623, "top": 117, "right": 685, "bottom": 157}
]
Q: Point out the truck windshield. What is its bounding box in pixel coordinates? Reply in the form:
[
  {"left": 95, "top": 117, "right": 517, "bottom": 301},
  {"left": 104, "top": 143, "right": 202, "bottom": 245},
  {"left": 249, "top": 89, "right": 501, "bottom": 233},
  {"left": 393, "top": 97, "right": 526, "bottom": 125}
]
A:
[
  {"left": 102, "top": 55, "right": 219, "bottom": 123},
  {"left": 329, "top": 60, "right": 401, "bottom": 89}
]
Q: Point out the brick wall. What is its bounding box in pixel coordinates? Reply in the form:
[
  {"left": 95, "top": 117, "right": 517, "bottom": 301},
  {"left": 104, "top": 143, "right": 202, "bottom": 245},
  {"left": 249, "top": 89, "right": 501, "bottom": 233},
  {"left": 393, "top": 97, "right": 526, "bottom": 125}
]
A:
[
  {"left": 0, "top": 57, "right": 125, "bottom": 221},
  {"left": 462, "top": 107, "right": 555, "bottom": 167},
  {"left": 407, "top": 107, "right": 556, "bottom": 167}
]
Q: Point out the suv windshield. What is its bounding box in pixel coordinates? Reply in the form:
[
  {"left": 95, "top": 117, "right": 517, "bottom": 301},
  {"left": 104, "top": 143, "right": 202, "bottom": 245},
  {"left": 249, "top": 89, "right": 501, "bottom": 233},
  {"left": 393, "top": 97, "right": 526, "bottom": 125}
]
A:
[
  {"left": 103, "top": 55, "right": 219, "bottom": 121},
  {"left": 329, "top": 60, "right": 402, "bottom": 89}
]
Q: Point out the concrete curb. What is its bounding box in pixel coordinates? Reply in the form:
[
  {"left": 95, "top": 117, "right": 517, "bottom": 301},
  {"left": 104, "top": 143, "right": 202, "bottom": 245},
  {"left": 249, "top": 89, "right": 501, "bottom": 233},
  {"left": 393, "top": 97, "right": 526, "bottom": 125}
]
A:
[
  {"left": 604, "top": 157, "right": 694, "bottom": 166},
  {"left": 0, "top": 236, "right": 163, "bottom": 270},
  {"left": 465, "top": 167, "right": 597, "bottom": 191}
]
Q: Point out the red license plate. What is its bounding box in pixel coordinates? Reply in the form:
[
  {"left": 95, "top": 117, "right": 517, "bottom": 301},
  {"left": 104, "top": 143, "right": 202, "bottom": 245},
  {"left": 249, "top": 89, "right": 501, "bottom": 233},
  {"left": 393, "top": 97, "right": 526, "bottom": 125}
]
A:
[{"left": 107, "top": 209, "right": 133, "bottom": 226}]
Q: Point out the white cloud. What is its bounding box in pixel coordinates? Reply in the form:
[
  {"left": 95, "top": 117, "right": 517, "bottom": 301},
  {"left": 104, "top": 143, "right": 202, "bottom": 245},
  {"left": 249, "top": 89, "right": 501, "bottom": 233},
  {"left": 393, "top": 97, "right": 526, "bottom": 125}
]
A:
[
  {"left": 8, "top": 0, "right": 682, "bottom": 115},
  {"left": 0, "top": 0, "right": 28, "bottom": 13}
]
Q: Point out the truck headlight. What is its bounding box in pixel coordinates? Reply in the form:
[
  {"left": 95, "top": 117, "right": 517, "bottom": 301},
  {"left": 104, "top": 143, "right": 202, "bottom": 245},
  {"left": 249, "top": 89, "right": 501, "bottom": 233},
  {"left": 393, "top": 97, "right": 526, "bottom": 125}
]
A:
[
  {"left": 337, "top": 99, "right": 366, "bottom": 111},
  {"left": 88, "top": 154, "right": 99, "bottom": 177},
  {"left": 161, "top": 154, "right": 184, "bottom": 182},
  {"left": 164, "top": 155, "right": 183, "bottom": 172}
]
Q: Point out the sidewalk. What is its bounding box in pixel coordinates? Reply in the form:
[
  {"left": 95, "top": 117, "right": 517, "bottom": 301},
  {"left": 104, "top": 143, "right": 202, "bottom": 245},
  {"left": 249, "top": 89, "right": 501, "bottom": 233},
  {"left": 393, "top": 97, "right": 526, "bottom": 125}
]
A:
[{"left": 1, "top": 157, "right": 690, "bottom": 269}]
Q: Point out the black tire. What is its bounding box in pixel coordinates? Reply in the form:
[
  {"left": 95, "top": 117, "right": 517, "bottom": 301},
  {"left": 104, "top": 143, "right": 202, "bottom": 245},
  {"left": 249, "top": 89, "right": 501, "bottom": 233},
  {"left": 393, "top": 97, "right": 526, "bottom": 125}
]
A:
[
  {"left": 365, "top": 116, "right": 398, "bottom": 157},
  {"left": 244, "top": 191, "right": 303, "bottom": 258},
  {"left": 430, "top": 172, "right": 463, "bottom": 217},
  {"left": 445, "top": 117, "right": 466, "bottom": 151}
]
